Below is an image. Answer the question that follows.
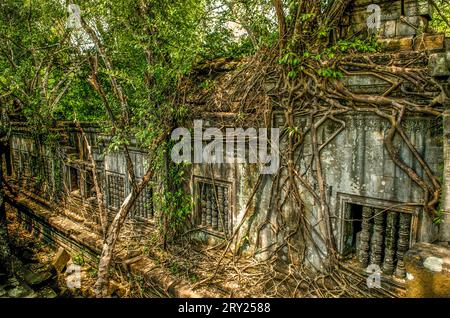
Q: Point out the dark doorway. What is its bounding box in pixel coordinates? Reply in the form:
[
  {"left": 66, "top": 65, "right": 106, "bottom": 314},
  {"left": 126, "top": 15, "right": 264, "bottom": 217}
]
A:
[
  {"left": 3, "top": 144, "right": 12, "bottom": 176},
  {"left": 70, "top": 167, "right": 79, "bottom": 192},
  {"left": 342, "top": 203, "right": 363, "bottom": 256}
]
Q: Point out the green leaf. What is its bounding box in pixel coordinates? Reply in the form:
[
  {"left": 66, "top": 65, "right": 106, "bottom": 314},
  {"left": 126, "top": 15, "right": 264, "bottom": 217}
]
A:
[{"left": 288, "top": 70, "right": 298, "bottom": 78}]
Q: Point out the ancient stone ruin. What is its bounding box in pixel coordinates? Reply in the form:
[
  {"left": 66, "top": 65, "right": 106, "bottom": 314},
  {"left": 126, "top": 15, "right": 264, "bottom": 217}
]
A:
[{"left": 1, "top": 0, "right": 450, "bottom": 297}]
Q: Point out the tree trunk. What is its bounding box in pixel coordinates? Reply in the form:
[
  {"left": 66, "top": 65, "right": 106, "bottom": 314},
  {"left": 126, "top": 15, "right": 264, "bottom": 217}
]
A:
[
  {"left": 75, "top": 121, "right": 108, "bottom": 240},
  {"left": 93, "top": 166, "right": 155, "bottom": 297},
  {"left": 272, "top": 0, "right": 287, "bottom": 49}
]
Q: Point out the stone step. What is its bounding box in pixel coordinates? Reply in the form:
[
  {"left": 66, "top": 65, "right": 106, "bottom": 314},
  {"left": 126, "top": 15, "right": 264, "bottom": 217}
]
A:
[{"left": 7, "top": 284, "right": 34, "bottom": 298}]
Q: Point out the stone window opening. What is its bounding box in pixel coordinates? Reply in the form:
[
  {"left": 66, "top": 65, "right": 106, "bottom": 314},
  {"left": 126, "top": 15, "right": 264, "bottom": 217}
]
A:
[
  {"left": 107, "top": 173, "right": 125, "bottom": 211},
  {"left": 69, "top": 166, "right": 80, "bottom": 193},
  {"left": 67, "top": 132, "right": 81, "bottom": 159},
  {"left": 11, "top": 149, "right": 29, "bottom": 183},
  {"left": 130, "top": 183, "right": 153, "bottom": 220},
  {"left": 3, "top": 144, "right": 12, "bottom": 176},
  {"left": 342, "top": 203, "right": 416, "bottom": 279},
  {"left": 195, "top": 179, "right": 231, "bottom": 237}
]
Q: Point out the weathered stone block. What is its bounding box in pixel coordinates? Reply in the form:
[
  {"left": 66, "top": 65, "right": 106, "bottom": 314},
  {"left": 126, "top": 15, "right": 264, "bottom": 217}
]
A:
[
  {"left": 429, "top": 53, "right": 450, "bottom": 77},
  {"left": 397, "top": 25, "right": 415, "bottom": 38},
  {"left": 352, "top": 0, "right": 402, "bottom": 19},
  {"left": 404, "top": 243, "right": 450, "bottom": 297},
  {"left": 404, "top": 0, "right": 433, "bottom": 19},
  {"left": 399, "top": 17, "right": 428, "bottom": 36},
  {"left": 414, "top": 34, "right": 445, "bottom": 51},
  {"left": 379, "top": 37, "right": 413, "bottom": 51},
  {"left": 399, "top": 36, "right": 414, "bottom": 51},
  {"left": 22, "top": 269, "right": 52, "bottom": 287},
  {"left": 383, "top": 20, "right": 397, "bottom": 38},
  {"left": 52, "top": 247, "right": 71, "bottom": 273},
  {"left": 347, "top": 0, "right": 402, "bottom": 36},
  {"left": 396, "top": 17, "right": 419, "bottom": 37}
]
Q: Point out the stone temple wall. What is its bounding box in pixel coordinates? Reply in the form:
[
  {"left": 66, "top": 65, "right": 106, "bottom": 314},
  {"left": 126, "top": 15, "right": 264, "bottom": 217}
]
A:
[
  {"left": 188, "top": 0, "right": 450, "bottom": 281},
  {"left": 342, "top": 0, "right": 433, "bottom": 38},
  {"left": 190, "top": 113, "right": 445, "bottom": 265},
  {"left": 6, "top": 123, "right": 156, "bottom": 236},
  {"left": 3, "top": 0, "right": 450, "bottom": 292}
]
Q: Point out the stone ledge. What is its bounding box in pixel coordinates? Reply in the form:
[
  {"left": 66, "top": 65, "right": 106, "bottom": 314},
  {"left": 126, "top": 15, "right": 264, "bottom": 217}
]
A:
[
  {"left": 5, "top": 192, "right": 211, "bottom": 298},
  {"left": 404, "top": 242, "right": 450, "bottom": 297},
  {"left": 377, "top": 34, "right": 446, "bottom": 52},
  {"left": 413, "top": 34, "right": 445, "bottom": 52}
]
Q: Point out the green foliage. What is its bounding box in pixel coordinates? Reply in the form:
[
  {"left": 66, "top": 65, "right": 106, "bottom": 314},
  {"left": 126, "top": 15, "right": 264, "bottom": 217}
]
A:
[
  {"left": 429, "top": 0, "right": 450, "bottom": 36},
  {"left": 4, "top": 0, "right": 444, "bottom": 246},
  {"left": 317, "top": 68, "right": 343, "bottom": 79},
  {"left": 1, "top": 0, "right": 268, "bottom": 127},
  {"left": 72, "top": 253, "right": 85, "bottom": 266},
  {"left": 433, "top": 209, "right": 444, "bottom": 225},
  {"left": 157, "top": 143, "right": 192, "bottom": 235},
  {"left": 0, "top": 0, "right": 103, "bottom": 124},
  {"left": 198, "top": 0, "right": 277, "bottom": 59},
  {"left": 335, "top": 37, "right": 379, "bottom": 54},
  {"left": 278, "top": 35, "right": 378, "bottom": 82}
]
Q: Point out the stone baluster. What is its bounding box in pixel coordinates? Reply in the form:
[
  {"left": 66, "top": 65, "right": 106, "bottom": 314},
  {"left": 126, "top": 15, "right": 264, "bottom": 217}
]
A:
[
  {"left": 394, "top": 213, "right": 412, "bottom": 279},
  {"left": 358, "top": 206, "right": 373, "bottom": 268},
  {"left": 223, "top": 187, "right": 229, "bottom": 235},
  {"left": 206, "top": 187, "right": 212, "bottom": 227},
  {"left": 217, "top": 186, "right": 224, "bottom": 232},
  {"left": 382, "top": 211, "right": 398, "bottom": 275},
  {"left": 201, "top": 185, "right": 207, "bottom": 225},
  {"left": 370, "top": 209, "right": 385, "bottom": 266},
  {"left": 211, "top": 186, "right": 219, "bottom": 230}
]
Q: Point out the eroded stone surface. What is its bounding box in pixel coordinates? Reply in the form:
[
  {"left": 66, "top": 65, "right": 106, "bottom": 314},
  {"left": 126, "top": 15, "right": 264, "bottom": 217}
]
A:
[
  {"left": 429, "top": 53, "right": 450, "bottom": 77},
  {"left": 404, "top": 243, "right": 450, "bottom": 297}
]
